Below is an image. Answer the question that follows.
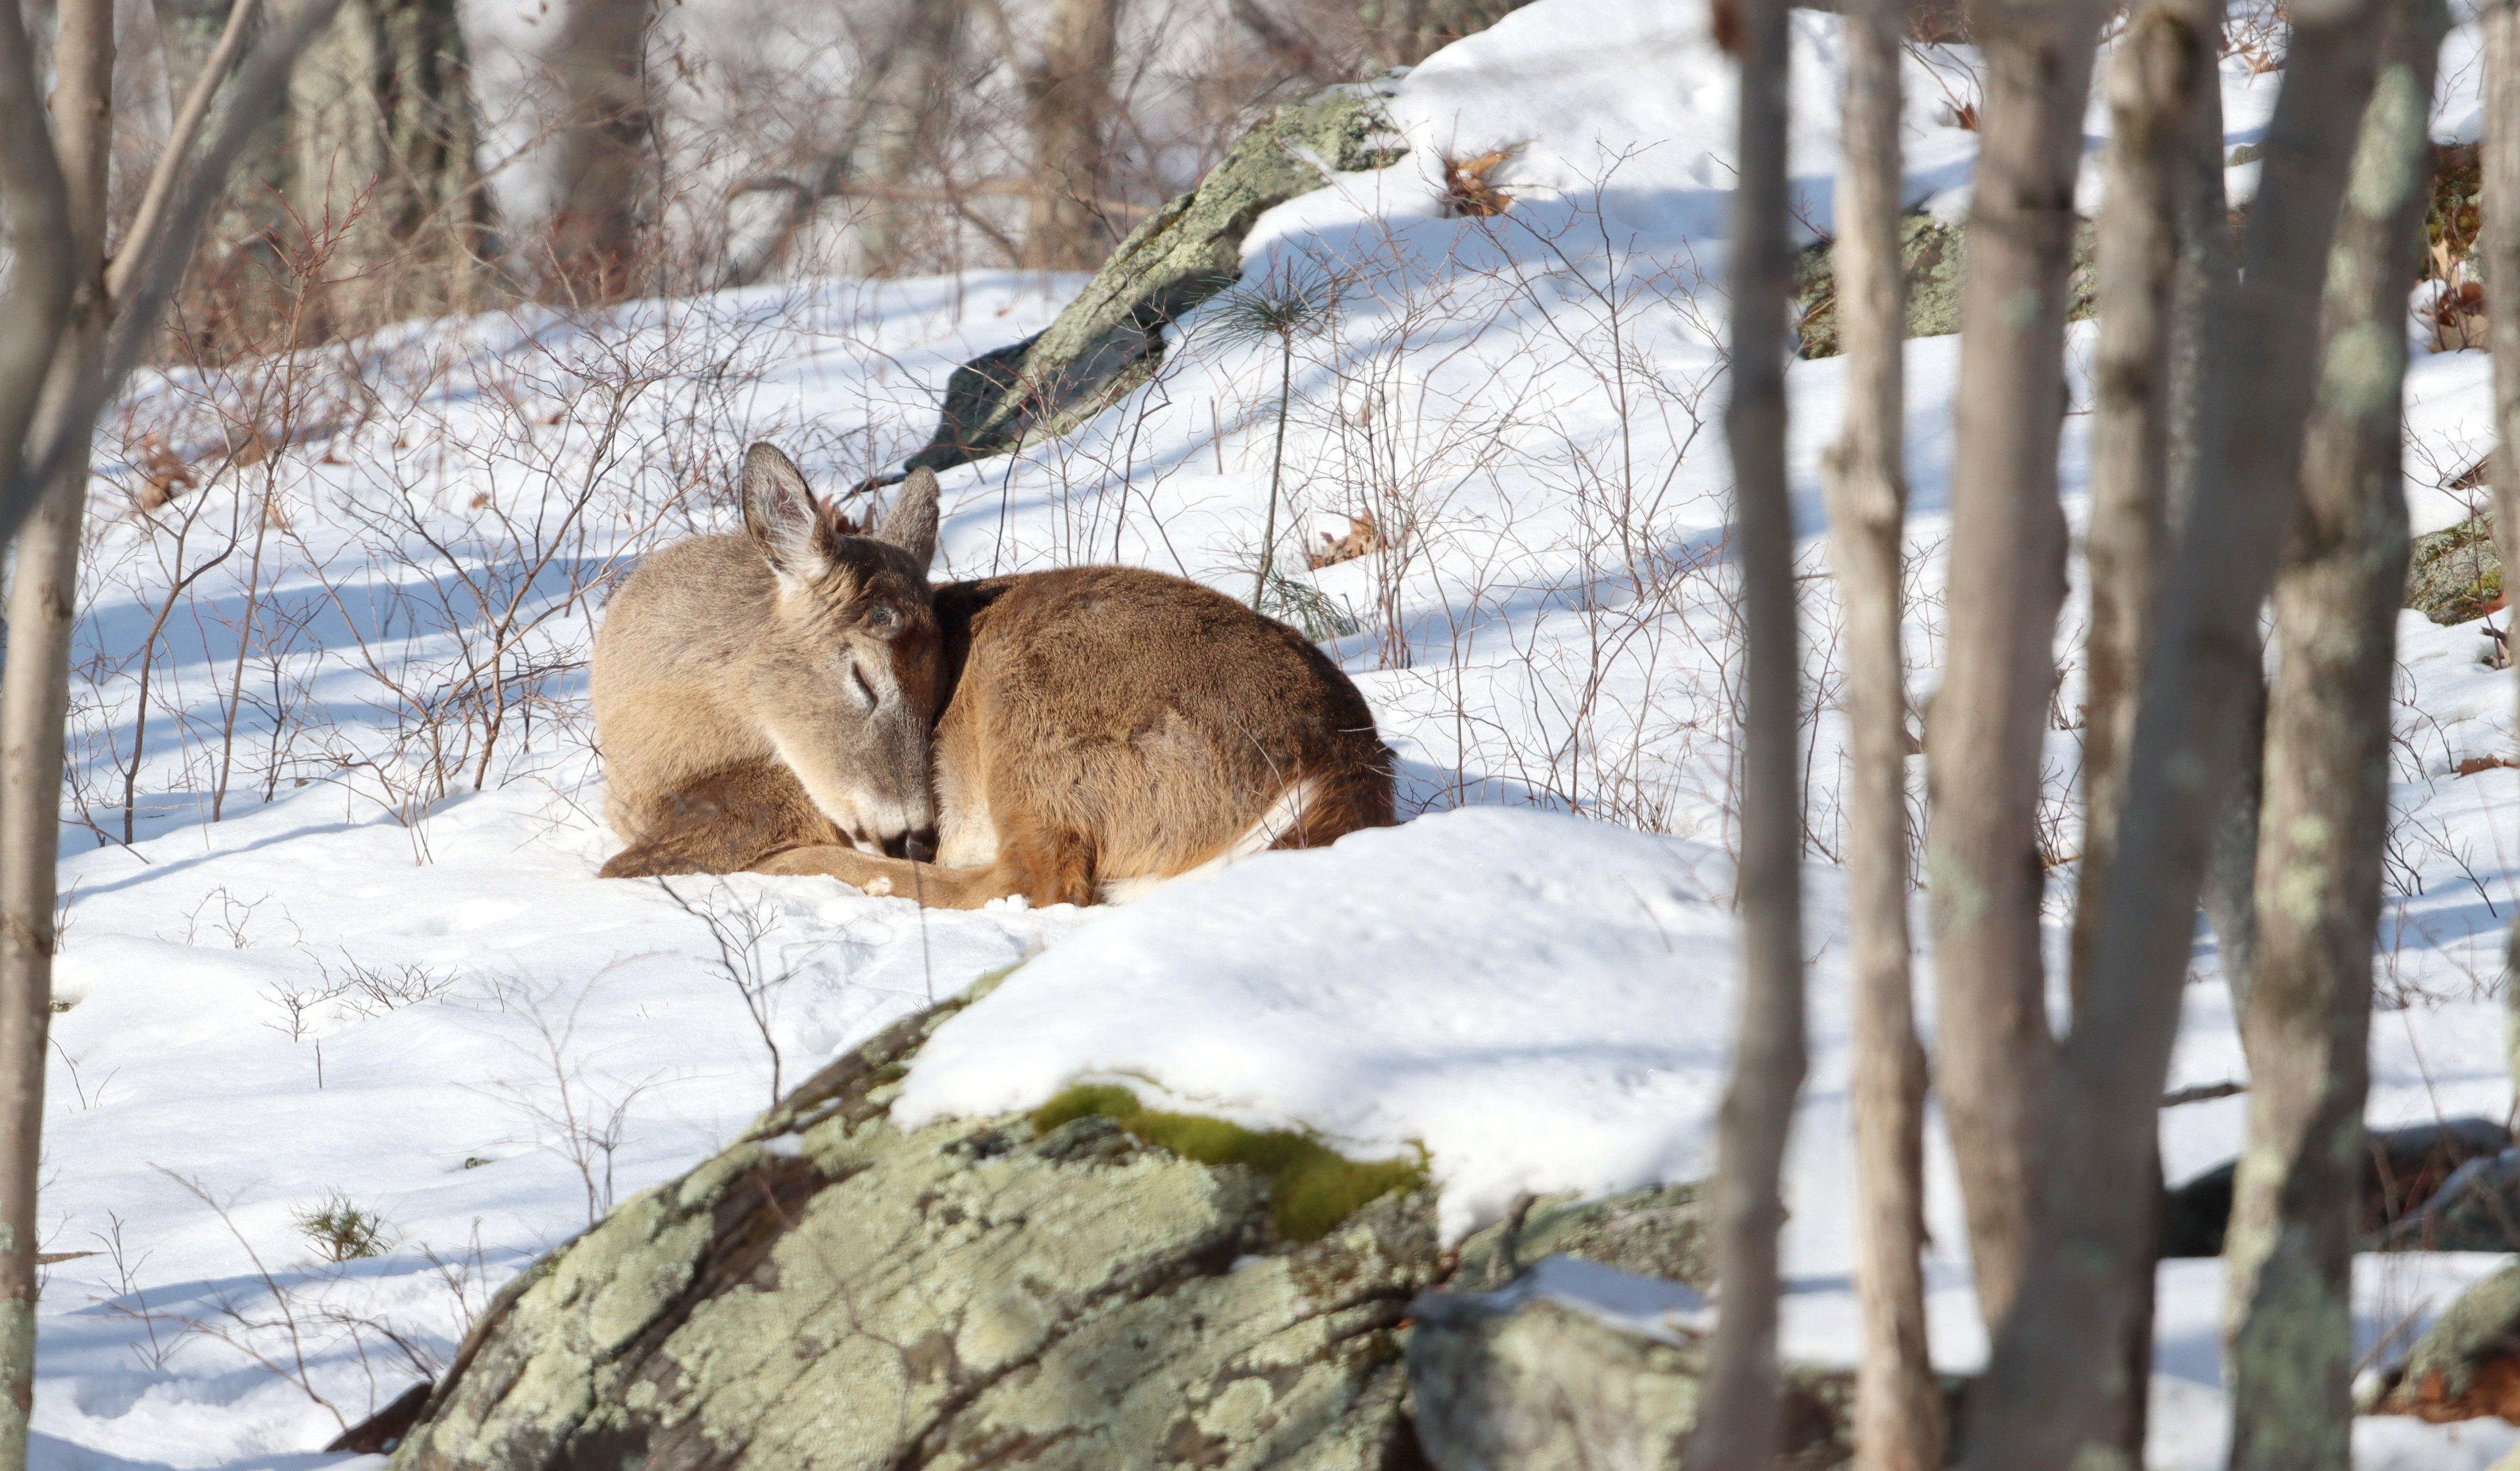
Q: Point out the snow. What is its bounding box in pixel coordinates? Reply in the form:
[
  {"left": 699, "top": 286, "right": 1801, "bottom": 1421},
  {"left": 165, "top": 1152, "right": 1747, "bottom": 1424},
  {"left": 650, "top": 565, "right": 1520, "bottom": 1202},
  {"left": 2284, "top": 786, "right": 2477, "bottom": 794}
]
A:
[
  {"left": 20, "top": 0, "right": 2520, "bottom": 1465},
  {"left": 895, "top": 807, "right": 1745, "bottom": 1240}
]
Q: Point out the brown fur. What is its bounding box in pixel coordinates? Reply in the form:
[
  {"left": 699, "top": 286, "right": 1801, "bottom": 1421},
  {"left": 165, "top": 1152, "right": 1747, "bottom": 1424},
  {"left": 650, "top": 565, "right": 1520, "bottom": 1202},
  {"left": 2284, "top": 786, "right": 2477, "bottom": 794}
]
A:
[
  {"left": 752, "top": 565, "right": 1396, "bottom": 907},
  {"left": 595, "top": 445, "right": 1395, "bottom": 906},
  {"left": 594, "top": 446, "right": 942, "bottom": 877}
]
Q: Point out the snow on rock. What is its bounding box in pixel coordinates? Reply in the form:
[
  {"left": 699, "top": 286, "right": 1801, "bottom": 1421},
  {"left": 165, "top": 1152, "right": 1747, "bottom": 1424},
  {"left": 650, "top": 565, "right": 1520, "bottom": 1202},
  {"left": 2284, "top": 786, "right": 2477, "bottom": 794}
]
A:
[{"left": 895, "top": 806, "right": 1742, "bottom": 1240}]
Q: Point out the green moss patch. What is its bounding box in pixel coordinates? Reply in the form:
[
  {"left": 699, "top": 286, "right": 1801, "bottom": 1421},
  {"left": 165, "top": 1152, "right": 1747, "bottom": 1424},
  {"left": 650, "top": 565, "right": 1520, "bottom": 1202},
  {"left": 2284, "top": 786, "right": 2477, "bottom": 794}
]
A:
[{"left": 1030, "top": 1084, "right": 1426, "bottom": 1243}]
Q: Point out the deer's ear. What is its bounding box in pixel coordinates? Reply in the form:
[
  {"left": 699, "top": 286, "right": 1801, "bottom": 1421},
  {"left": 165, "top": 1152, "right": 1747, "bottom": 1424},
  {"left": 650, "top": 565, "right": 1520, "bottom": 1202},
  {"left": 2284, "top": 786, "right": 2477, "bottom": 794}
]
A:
[
  {"left": 877, "top": 467, "right": 940, "bottom": 572},
  {"left": 740, "top": 443, "right": 834, "bottom": 589}
]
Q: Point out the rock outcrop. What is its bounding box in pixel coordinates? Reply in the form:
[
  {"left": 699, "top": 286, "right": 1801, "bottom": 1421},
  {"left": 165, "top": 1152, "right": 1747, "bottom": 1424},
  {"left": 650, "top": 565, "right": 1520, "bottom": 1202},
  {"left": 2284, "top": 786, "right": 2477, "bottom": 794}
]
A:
[
  {"left": 2366, "top": 1261, "right": 2520, "bottom": 1423},
  {"left": 2404, "top": 513, "right": 2505, "bottom": 625},
  {"left": 378, "top": 987, "right": 1887, "bottom": 1469},
  {"left": 2157, "top": 1117, "right": 2512, "bottom": 1257},
  {"left": 898, "top": 87, "right": 1404, "bottom": 481},
  {"left": 1792, "top": 214, "right": 2099, "bottom": 360}
]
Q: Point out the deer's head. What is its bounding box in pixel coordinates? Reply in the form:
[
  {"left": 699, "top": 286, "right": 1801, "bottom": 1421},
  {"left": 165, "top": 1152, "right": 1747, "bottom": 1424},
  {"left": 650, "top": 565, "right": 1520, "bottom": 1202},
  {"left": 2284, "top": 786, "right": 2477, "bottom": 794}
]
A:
[{"left": 739, "top": 443, "right": 943, "bottom": 860}]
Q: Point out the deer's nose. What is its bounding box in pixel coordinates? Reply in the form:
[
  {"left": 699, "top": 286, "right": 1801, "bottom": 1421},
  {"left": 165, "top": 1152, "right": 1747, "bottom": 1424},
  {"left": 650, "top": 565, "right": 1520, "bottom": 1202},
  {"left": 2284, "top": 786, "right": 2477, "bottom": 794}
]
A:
[{"left": 903, "top": 830, "right": 938, "bottom": 864}]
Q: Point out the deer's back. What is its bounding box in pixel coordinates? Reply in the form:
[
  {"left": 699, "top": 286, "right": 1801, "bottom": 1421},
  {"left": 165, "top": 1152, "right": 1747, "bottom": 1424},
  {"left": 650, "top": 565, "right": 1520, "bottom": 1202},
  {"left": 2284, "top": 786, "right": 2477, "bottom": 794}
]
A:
[{"left": 931, "top": 566, "right": 1392, "bottom": 878}]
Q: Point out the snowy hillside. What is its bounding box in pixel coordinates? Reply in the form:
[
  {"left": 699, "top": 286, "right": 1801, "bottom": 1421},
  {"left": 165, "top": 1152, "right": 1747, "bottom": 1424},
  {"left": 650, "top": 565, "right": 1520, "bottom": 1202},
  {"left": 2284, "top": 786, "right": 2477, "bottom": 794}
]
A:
[{"left": 23, "top": 0, "right": 2520, "bottom": 1466}]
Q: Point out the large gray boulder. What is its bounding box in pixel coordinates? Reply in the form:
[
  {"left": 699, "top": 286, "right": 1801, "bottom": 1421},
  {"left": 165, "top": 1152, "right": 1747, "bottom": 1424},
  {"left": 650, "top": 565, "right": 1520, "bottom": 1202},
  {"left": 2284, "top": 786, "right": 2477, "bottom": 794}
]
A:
[
  {"left": 378, "top": 991, "right": 1876, "bottom": 1469},
  {"left": 1408, "top": 1276, "right": 1708, "bottom": 1471},
  {"left": 899, "top": 88, "right": 1405, "bottom": 480},
  {"left": 389, "top": 999, "right": 1437, "bottom": 1470}
]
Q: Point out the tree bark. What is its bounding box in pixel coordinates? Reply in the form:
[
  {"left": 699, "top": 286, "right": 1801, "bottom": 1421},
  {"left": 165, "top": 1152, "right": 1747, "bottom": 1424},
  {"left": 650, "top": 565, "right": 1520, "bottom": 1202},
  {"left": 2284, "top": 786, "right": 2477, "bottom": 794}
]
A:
[
  {"left": 0, "top": 0, "right": 113, "bottom": 1464},
  {"left": 2223, "top": 8, "right": 2440, "bottom": 1467},
  {"left": 544, "top": 0, "right": 652, "bottom": 302},
  {"left": 2, "top": 6, "right": 338, "bottom": 1458},
  {"left": 1011, "top": 0, "right": 1121, "bottom": 272},
  {"left": 1821, "top": 2, "right": 1940, "bottom": 1468},
  {"left": 2486, "top": 0, "right": 2520, "bottom": 1117},
  {"left": 1922, "top": 0, "right": 2099, "bottom": 1335},
  {"left": 2075, "top": 0, "right": 2222, "bottom": 1010},
  {"left": 288, "top": 0, "right": 494, "bottom": 331},
  {"left": 1954, "top": 0, "right": 2397, "bottom": 1456},
  {"left": 1682, "top": 0, "right": 1805, "bottom": 1459},
  {"left": 2166, "top": 14, "right": 2260, "bottom": 1022},
  {"left": 2071, "top": 0, "right": 2225, "bottom": 1452},
  {"left": 1354, "top": 0, "right": 1531, "bottom": 68},
  {"left": 0, "top": 10, "right": 75, "bottom": 551},
  {"left": 856, "top": 0, "right": 964, "bottom": 277}
]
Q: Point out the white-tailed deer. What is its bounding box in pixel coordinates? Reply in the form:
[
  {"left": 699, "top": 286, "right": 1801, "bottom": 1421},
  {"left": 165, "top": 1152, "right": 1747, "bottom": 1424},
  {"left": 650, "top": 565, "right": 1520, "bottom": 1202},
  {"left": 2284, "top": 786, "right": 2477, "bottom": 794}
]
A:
[
  {"left": 593, "top": 444, "right": 945, "bottom": 876},
  {"left": 594, "top": 443, "right": 1395, "bottom": 906}
]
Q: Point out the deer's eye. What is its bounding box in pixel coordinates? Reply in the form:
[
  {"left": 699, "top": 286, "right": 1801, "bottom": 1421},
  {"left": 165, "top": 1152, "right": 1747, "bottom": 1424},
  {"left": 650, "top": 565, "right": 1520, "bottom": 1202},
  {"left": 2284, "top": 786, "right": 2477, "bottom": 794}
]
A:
[{"left": 864, "top": 604, "right": 900, "bottom": 637}]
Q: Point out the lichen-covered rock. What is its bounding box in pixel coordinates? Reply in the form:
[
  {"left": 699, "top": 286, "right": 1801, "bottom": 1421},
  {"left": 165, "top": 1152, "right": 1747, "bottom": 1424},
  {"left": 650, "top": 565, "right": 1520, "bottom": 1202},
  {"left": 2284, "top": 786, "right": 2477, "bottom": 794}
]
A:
[
  {"left": 2404, "top": 514, "right": 2504, "bottom": 625},
  {"left": 1793, "top": 214, "right": 2099, "bottom": 360},
  {"left": 388, "top": 990, "right": 1808, "bottom": 1470},
  {"left": 1408, "top": 1290, "right": 1706, "bottom": 1470},
  {"left": 2366, "top": 1259, "right": 2520, "bottom": 1422},
  {"left": 389, "top": 1001, "right": 1438, "bottom": 1470},
  {"left": 1406, "top": 1262, "right": 1889, "bottom": 1471},
  {"left": 902, "top": 86, "right": 1405, "bottom": 478},
  {"left": 1447, "top": 1183, "right": 1708, "bottom": 1292}
]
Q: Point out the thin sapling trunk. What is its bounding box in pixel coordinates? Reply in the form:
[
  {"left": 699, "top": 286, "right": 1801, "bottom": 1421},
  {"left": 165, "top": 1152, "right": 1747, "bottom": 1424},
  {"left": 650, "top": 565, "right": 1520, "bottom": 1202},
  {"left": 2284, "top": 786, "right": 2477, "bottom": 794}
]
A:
[
  {"left": 1684, "top": 0, "right": 1806, "bottom": 1456},
  {"left": 1821, "top": 0, "right": 1941, "bottom": 1463}
]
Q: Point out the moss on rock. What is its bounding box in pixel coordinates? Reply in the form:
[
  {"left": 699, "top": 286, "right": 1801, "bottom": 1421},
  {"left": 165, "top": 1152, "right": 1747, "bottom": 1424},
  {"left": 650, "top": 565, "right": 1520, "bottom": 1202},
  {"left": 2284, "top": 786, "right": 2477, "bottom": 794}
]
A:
[{"left": 1028, "top": 1083, "right": 1426, "bottom": 1244}]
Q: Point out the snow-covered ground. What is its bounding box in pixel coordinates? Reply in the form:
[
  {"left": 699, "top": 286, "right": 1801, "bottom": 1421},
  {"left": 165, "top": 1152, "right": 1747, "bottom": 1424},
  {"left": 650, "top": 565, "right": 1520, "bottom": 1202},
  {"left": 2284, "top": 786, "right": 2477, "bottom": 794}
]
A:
[{"left": 22, "top": 0, "right": 2520, "bottom": 1466}]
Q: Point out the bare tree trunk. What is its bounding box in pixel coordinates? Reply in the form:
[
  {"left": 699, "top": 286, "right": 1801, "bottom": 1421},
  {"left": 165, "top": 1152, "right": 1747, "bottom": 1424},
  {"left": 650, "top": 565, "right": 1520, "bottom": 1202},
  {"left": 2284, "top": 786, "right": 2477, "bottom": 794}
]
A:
[
  {"left": 1683, "top": 0, "right": 1805, "bottom": 1457},
  {"left": 2167, "top": 21, "right": 2260, "bottom": 1022},
  {"left": 288, "top": 0, "right": 494, "bottom": 330},
  {"left": 544, "top": 0, "right": 652, "bottom": 302},
  {"left": 2224, "top": 8, "right": 2440, "bottom": 1465},
  {"left": 2, "top": 7, "right": 336, "bottom": 1460},
  {"left": 1923, "top": 0, "right": 2099, "bottom": 1334},
  {"left": 1009, "top": 0, "right": 1120, "bottom": 272},
  {"left": 1823, "top": 1, "right": 1940, "bottom": 1467},
  {"left": 2071, "top": 0, "right": 2225, "bottom": 1451},
  {"left": 0, "top": 1, "right": 112, "bottom": 1464},
  {"left": 857, "top": 0, "right": 964, "bottom": 276},
  {"left": 0, "top": 25, "right": 73, "bottom": 542},
  {"left": 1954, "top": 0, "right": 2396, "bottom": 1453},
  {"left": 2075, "top": 0, "right": 2221, "bottom": 1008},
  {"left": 1355, "top": 0, "right": 1530, "bottom": 67},
  {"left": 2486, "top": 0, "right": 2520, "bottom": 1116}
]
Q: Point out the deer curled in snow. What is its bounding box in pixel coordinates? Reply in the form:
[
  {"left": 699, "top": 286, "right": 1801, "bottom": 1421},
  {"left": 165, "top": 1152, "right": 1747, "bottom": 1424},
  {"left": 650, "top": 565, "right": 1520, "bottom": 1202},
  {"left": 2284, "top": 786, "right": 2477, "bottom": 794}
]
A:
[{"left": 592, "top": 442, "right": 1395, "bottom": 906}]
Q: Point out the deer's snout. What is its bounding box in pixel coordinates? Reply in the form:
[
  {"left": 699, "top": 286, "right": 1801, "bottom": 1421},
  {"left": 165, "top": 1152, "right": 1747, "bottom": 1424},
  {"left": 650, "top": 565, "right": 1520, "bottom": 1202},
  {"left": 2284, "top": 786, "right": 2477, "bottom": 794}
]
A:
[{"left": 882, "top": 828, "right": 938, "bottom": 862}]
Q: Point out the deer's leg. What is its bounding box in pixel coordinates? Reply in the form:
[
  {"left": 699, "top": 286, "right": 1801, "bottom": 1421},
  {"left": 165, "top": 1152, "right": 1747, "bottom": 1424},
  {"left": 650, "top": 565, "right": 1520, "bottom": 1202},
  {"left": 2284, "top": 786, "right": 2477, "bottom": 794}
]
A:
[
  {"left": 600, "top": 762, "right": 837, "bottom": 879},
  {"left": 984, "top": 817, "right": 1099, "bottom": 907},
  {"left": 750, "top": 845, "right": 1007, "bottom": 908},
  {"left": 756, "top": 818, "right": 1098, "bottom": 910}
]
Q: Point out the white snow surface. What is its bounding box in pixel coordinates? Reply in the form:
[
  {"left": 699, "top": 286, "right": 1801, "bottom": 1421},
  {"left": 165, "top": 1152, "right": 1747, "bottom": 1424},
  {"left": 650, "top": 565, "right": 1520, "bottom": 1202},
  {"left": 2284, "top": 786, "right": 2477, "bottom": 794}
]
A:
[
  {"left": 895, "top": 808, "right": 1744, "bottom": 1240},
  {"left": 24, "top": 0, "right": 2520, "bottom": 1466}
]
